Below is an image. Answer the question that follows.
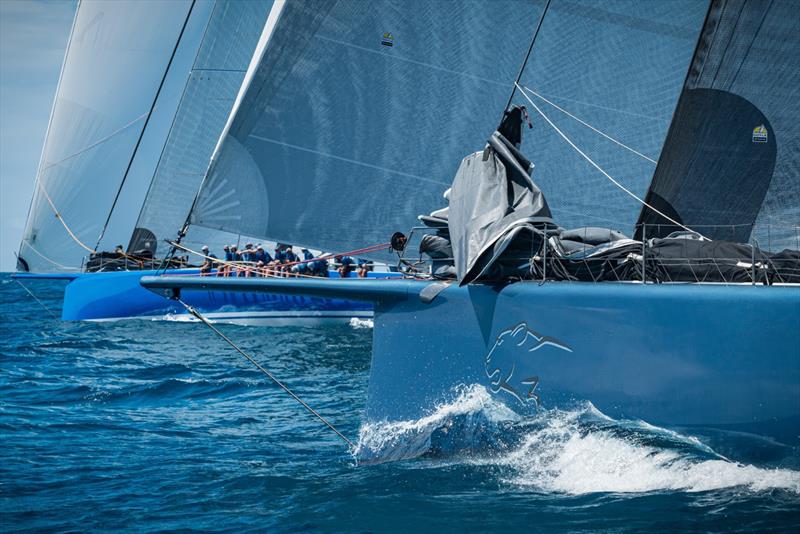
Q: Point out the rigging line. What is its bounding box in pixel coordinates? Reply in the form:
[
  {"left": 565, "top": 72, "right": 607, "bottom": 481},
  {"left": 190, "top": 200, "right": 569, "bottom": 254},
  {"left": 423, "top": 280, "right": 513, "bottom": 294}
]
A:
[
  {"left": 520, "top": 86, "right": 658, "bottom": 164},
  {"left": 14, "top": 279, "right": 58, "bottom": 320},
  {"left": 515, "top": 83, "right": 709, "bottom": 240},
  {"left": 175, "top": 298, "right": 355, "bottom": 450},
  {"left": 35, "top": 181, "right": 96, "bottom": 253},
  {"left": 40, "top": 112, "right": 149, "bottom": 172},
  {"left": 132, "top": 0, "right": 218, "bottom": 238},
  {"left": 94, "top": 0, "right": 197, "bottom": 252},
  {"left": 503, "top": 0, "right": 551, "bottom": 116}
]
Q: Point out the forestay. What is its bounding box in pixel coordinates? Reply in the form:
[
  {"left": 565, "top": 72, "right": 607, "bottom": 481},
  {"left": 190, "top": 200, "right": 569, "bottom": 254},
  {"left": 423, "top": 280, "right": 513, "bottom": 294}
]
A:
[
  {"left": 189, "top": 0, "right": 548, "bottom": 258},
  {"left": 134, "top": 0, "right": 273, "bottom": 258},
  {"left": 17, "top": 0, "right": 193, "bottom": 272},
  {"left": 638, "top": 0, "right": 800, "bottom": 249}
]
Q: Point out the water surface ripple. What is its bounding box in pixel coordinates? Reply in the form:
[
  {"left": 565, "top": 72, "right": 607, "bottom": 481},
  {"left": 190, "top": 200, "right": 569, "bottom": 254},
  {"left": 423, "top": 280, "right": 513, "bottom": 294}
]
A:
[{"left": 1, "top": 276, "right": 798, "bottom": 532}]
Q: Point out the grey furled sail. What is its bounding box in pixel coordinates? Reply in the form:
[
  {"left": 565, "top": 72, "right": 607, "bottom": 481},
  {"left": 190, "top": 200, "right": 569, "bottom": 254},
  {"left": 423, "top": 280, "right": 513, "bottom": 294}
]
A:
[
  {"left": 17, "top": 0, "right": 195, "bottom": 272},
  {"left": 637, "top": 0, "right": 800, "bottom": 249},
  {"left": 133, "top": 0, "right": 274, "bottom": 258}
]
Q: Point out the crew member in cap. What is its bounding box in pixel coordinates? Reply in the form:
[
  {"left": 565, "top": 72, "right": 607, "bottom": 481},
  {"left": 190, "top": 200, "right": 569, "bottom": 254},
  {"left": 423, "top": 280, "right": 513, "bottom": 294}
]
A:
[
  {"left": 254, "top": 245, "right": 272, "bottom": 276},
  {"left": 238, "top": 243, "right": 256, "bottom": 277},
  {"left": 220, "top": 245, "right": 233, "bottom": 277},
  {"left": 199, "top": 245, "right": 217, "bottom": 276}
]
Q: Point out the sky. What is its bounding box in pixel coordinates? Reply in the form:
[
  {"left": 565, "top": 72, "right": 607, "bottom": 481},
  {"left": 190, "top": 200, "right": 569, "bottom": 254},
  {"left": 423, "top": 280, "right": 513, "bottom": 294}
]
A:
[{"left": 0, "top": 0, "right": 77, "bottom": 271}]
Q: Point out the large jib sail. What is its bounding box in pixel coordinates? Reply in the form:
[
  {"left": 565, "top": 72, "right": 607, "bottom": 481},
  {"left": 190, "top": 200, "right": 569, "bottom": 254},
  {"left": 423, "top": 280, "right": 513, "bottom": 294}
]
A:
[
  {"left": 637, "top": 0, "right": 800, "bottom": 248},
  {"left": 133, "top": 0, "right": 274, "bottom": 258},
  {"left": 17, "top": 0, "right": 194, "bottom": 272},
  {"left": 188, "top": 0, "right": 550, "bottom": 258}
]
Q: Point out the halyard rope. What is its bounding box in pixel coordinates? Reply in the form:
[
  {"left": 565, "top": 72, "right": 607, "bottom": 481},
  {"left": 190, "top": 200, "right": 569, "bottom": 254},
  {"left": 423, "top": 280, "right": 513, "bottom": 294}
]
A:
[
  {"left": 36, "top": 181, "right": 97, "bottom": 254},
  {"left": 515, "top": 82, "right": 709, "bottom": 240},
  {"left": 176, "top": 297, "right": 355, "bottom": 450}
]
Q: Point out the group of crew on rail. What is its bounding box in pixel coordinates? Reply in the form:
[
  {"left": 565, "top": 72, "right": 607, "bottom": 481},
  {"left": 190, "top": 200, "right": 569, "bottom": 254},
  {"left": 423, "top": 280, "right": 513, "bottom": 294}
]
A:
[{"left": 198, "top": 243, "right": 373, "bottom": 279}]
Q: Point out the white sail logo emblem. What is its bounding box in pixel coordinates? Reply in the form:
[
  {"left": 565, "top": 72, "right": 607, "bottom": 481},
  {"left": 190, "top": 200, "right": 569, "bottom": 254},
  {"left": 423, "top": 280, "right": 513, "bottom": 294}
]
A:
[{"left": 752, "top": 124, "right": 768, "bottom": 143}]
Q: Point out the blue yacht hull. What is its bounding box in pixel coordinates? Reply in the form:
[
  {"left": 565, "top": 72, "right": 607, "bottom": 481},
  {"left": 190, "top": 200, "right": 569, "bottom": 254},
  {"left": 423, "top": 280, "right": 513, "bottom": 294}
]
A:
[
  {"left": 140, "top": 276, "right": 800, "bottom": 442},
  {"left": 17, "top": 270, "right": 373, "bottom": 324}
]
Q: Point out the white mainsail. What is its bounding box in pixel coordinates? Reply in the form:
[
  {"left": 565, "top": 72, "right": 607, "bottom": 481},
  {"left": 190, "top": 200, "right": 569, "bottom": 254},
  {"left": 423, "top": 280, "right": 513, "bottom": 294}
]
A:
[{"left": 18, "top": 0, "right": 195, "bottom": 272}]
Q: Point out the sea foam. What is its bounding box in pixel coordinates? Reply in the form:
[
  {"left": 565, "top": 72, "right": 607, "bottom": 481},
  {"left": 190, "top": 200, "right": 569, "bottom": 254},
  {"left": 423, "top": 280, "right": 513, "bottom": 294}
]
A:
[{"left": 357, "top": 385, "right": 800, "bottom": 495}]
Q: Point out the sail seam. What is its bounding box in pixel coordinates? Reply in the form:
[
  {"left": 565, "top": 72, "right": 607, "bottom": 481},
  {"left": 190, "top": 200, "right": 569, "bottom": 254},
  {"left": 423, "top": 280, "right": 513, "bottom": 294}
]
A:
[
  {"left": 248, "top": 135, "right": 449, "bottom": 185},
  {"left": 41, "top": 112, "right": 149, "bottom": 172},
  {"left": 314, "top": 35, "right": 506, "bottom": 88},
  {"left": 20, "top": 239, "right": 81, "bottom": 271},
  {"left": 515, "top": 82, "right": 708, "bottom": 240}
]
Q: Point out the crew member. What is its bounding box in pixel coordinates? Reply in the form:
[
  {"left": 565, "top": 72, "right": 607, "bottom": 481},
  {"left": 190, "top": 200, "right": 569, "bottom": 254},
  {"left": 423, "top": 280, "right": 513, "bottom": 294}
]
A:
[
  {"left": 337, "top": 255, "right": 355, "bottom": 278},
  {"left": 357, "top": 258, "right": 373, "bottom": 278},
  {"left": 199, "top": 245, "right": 217, "bottom": 276},
  {"left": 312, "top": 255, "right": 329, "bottom": 277}
]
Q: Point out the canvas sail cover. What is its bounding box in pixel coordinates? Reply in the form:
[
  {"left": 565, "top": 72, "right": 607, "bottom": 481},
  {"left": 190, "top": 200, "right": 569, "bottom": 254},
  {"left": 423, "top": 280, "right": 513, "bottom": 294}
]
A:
[
  {"left": 638, "top": 0, "right": 800, "bottom": 248},
  {"left": 17, "top": 0, "right": 193, "bottom": 272},
  {"left": 134, "top": 0, "right": 273, "bottom": 257},
  {"left": 189, "top": 0, "right": 552, "bottom": 258},
  {"left": 449, "top": 112, "right": 553, "bottom": 285}
]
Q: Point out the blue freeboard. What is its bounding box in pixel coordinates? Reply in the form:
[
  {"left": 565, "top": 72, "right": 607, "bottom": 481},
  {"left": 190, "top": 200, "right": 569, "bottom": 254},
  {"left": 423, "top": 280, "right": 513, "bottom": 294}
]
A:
[
  {"left": 140, "top": 275, "right": 800, "bottom": 443},
  {"left": 17, "top": 269, "right": 374, "bottom": 323}
]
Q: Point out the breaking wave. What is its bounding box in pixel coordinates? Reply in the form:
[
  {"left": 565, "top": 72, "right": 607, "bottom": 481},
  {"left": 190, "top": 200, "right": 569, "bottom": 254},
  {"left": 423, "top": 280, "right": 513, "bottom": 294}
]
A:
[
  {"left": 348, "top": 317, "right": 374, "bottom": 329},
  {"left": 356, "top": 385, "right": 800, "bottom": 495}
]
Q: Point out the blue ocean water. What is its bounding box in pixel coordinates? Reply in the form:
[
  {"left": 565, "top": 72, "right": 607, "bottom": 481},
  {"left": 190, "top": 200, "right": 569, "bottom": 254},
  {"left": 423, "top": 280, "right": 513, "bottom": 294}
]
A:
[{"left": 1, "top": 275, "right": 798, "bottom": 532}]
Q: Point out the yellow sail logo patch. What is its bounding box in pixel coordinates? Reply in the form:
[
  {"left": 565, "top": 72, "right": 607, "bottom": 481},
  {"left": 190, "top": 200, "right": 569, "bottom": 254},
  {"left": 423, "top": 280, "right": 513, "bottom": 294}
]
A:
[{"left": 752, "top": 124, "right": 768, "bottom": 143}]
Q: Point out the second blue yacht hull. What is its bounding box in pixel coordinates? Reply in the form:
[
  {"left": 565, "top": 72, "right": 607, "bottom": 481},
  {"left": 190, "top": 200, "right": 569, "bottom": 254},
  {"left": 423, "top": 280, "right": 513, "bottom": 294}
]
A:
[{"left": 18, "top": 270, "right": 373, "bottom": 325}]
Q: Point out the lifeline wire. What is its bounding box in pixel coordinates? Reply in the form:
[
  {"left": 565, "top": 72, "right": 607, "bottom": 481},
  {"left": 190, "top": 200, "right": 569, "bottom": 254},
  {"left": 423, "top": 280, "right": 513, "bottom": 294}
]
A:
[
  {"left": 176, "top": 298, "right": 355, "bottom": 450},
  {"left": 15, "top": 279, "right": 58, "bottom": 320},
  {"left": 515, "top": 82, "right": 709, "bottom": 240}
]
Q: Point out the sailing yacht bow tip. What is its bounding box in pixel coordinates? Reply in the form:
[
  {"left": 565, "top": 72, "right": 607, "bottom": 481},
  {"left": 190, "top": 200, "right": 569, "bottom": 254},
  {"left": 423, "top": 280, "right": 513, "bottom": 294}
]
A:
[{"left": 139, "top": 275, "right": 418, "bottom": 303}]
